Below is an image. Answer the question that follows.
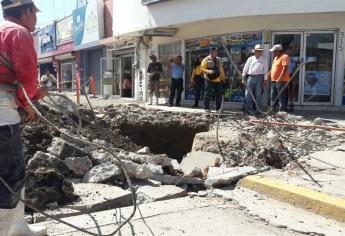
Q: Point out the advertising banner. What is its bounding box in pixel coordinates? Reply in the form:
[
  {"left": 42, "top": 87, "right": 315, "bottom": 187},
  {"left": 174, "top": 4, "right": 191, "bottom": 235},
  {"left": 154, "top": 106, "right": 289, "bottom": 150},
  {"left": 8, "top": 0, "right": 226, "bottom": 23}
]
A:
[
  {"left": 304, "top": 71, "right": 332, "bottom": 96},
  {"left": 73, "top": 0, "right": 104, "bottom": 46},
  {"left": 56, "top": 16, "right": 73, "bottom": 45},
  {"left": 38, "top": 23, "right": 56, "bottom": 55}
]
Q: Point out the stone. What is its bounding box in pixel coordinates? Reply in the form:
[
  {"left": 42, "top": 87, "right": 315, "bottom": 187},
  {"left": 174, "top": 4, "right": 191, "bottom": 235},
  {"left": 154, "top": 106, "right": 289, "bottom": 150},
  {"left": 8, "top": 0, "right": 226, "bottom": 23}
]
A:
[
  {"left": 92, "top": 139, "right": 113, "bottom": 148},
  {"left": 47, "top": 137, "right": 87, "bottom": 159},
  {"left": 83, "top": 162, "right": 121, "bottom": 183},
  {"left": 314, "top": 118, "right": 324, "bottom": 126},
  {"left": 189, "top": 167, "right": 204, "bottom": 178},
  {"left": 151, "top": 175, "right": 204, "bottom": 186},
  {"left": 122, "top": 160, "right": 164, "bottom": 179},
  {"left": 171, "top": 160, "right": 180, "bottom": 170},
  {"left": 91, "top": 150, "right": 112, "bottom": 164},
  {"left": 205, "top": 167, "right": 258, "bottom": 188},
  {"left": 27, "top": 151, "right": 70, "bottom": 176},
  {"left": 180, "top": 151, "right": 222, "bottom": 176},
  {"left": 64, "top": 157, "right": 92, "bottom": 177},
  {"left": 137, "top": 147, "right": 150, "bottom": 155},
  {"left": 118, "top": 151, "right": 173, "bottom": 167},
  {"left": 136, "top": 185, "right": 186, "bottom": 204},
  {"left": 66, "top": 183, "right": 132, "bottom": 212}
]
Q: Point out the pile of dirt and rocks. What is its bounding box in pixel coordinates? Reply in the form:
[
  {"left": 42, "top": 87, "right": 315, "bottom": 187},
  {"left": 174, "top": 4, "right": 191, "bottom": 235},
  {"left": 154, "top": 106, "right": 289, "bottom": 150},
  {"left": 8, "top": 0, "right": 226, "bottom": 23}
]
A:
[
  {"left": 22, "top": 103, "right": 213, "bottom": 209},
  {"left": 193, "top": 113, "right": 345, "bottom": 170}
]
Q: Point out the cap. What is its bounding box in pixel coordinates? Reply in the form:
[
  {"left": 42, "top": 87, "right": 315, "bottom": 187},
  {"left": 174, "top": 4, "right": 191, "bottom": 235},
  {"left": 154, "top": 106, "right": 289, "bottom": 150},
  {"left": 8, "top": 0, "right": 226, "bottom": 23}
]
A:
[
  {"left": 252, "top": 44, "right": 264, "bottom": 53},
  {"left": 149, "top": 54, "right": 156, "bottom": 59},
  {"left": 210, "top": 46, "right": 218, "bottom": 52},
  {"left": 1, "top": 0, "right": 39, "bottom": 12},
  {"left": 270, "top": 44, "right": 283, "bottom": 52}
]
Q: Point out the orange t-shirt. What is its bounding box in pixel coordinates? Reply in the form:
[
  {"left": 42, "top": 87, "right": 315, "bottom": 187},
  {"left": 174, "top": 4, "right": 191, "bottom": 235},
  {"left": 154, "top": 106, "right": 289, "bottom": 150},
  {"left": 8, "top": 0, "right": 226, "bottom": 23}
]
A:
[{"left": 271, "top": 54, "right": 290, "bottom": 81}]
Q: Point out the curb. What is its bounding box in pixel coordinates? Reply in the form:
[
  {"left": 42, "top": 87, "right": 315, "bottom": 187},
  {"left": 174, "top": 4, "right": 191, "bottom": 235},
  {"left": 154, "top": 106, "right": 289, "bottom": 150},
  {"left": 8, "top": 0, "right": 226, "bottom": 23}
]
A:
[{"left": 240, "top": 175, "right": 345, "bottom": 223}]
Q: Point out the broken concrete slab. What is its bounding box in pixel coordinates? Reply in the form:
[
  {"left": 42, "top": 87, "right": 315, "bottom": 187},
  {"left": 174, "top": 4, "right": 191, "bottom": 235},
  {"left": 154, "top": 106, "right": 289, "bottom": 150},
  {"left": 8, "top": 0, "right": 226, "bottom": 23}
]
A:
[
  {"left": 205, "top": 167, "right": 257, "bottom": 188},
  {"left": 65, "top": 183, "right": 132, "bottom": 212},
  {"left": 137, "top": 146, "right": 150, "bottom": 154},
  {"left": 151, "top": 175, "right": 204, "bottom": 186},
  {"left": 82, "top": 162, "right": 121, "bottom": 183},
  {"left": 90, "top": 149, "right": 112, "bottom": 164},
  {"left": 122, "top": 160, "right": 164, "bottom": 179},
  {"left": 136, "top": 185, "right": 186, "bottom": 204},
  {"left": 64, "top": 157, "right": 92, "bottom": 177},
  {"left": 47, "top": 137, "right": 87, "bottom": 159},
  {"left": 118, "top": 151, "right": 173, "bottom": 167},
  {"left": 27, "top": 151, "right": 70, "bottom": 176},
  {"left": 180, "top": 151, "right": 221, "bottom": 176}
]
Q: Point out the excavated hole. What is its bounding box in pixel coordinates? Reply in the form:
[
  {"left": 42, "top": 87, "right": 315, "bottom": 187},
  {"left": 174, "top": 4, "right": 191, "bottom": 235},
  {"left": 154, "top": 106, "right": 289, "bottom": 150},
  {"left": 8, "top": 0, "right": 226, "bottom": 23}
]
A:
[{"left": 119, "top": 122, "right": 210, "bottom": 162}]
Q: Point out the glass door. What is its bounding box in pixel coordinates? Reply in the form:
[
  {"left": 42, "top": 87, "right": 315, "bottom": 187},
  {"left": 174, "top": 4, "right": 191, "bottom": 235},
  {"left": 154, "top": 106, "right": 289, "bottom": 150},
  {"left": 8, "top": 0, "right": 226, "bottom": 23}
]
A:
[
  {"left": 121, "top": 55, "right": 134, "bottom": 98},
  {"left": 61, "top": 62, "right": 76, "bottom": 91},
  {"left": 302, "top": 32, "right": 336, "bottom": 104},
  {"left": 273, "top": 32, "right": 303, "bottom": 104},
  {"left": 100, "top": 58, "right": 121, "bottom": 97}
]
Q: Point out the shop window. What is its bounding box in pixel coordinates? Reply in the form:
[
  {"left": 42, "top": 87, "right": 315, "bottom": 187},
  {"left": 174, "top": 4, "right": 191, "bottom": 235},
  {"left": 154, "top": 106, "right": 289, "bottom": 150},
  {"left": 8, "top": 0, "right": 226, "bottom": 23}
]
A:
[
  {"left": 185, "top": 32, "right": 262, "bottom": 102},
  {"left": 159, "top": 42, "right": 182, "bottom": 100}
]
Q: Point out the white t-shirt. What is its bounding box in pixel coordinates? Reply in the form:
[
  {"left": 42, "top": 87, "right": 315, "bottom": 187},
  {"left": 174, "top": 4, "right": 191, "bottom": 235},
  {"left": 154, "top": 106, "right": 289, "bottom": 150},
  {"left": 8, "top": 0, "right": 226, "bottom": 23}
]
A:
[
  {"left": 0, "top": 109, "right": 20, "bottom": 126},
  {"left": 40, "top": 74, "right": 57, "bottom": 88},
  {"left": 0, "top": 85, "right": 20, "bottom": 125}
]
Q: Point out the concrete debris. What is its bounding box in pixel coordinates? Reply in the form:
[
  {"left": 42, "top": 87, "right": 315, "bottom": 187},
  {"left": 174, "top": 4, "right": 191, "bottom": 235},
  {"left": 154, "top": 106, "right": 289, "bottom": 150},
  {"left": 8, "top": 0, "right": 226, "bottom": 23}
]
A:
[
  {"left": 118, "top": 151, "right": 173, "bottom": 167},
  {"left": 136, "top": 185, "right": 186, "bottom": 204},
  {"left": 137, "top": 146, "right": 151, "bottom": 154},
  {"left": 205, "top": 167, "right": 257, "bottom": 188},
  {"left": 28, "top": 151, "right": 70, "bottom": 176},
  {"left": 180, "top": 151, "right": 222, "bottom": 176},
  {"left": 91, "top": 149, "right": 112, "bottom": 164},
  {"left": 83, "top": 162, "right": 121, "bottom": 183},
  {"left": 48, "top": 137, "right": 87, "bottom": 159},
  {"left": 313, "top": 117, "right": 324, "bottom": 125},
  {"left": 66, "top": 183, "right": 132, "bottom": 212},
  {"left": 122, "top": 160, "right": 164, "bottom": 179},
  {"left": 64, "top": 157, "right": 92, "bottom": 177},
  {"left": 151, "top": 175, "right": 204, "bottom": 186}
]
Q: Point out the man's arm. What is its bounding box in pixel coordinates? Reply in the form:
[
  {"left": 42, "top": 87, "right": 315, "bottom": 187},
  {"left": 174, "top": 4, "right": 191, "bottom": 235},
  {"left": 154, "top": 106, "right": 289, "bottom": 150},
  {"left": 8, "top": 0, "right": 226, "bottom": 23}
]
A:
[
  {"left": 242, "top": 57, "right": 250, "bottom": 77},
  {"left": 220, "top": 64, "right": 225, "bottom": 82},
  {"left": 277, "top": 55, "right": 290, "bottom": 83},
  {"left": 200, "top": 58, "right": 214, "bottom": 74}
]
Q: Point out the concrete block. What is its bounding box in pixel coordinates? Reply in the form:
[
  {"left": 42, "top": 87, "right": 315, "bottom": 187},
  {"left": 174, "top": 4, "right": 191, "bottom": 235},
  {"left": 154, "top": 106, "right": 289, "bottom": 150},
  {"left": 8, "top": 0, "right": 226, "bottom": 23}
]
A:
[
  {"left": 83, "top": 162, "right": 121, "bottom": 183},
  {"left": 66, "top": 183, "right": 132, "bottom": 212},
  {"left": 136, "top": 185, "right": 186, "bottom": 204},
  {"left": 205, "top": 167, "right": 257, "bottom": 188},
  {"left": 180, "top": 151, "right": 221, "bottom": 175},
  {"left": 151, "top": 175, "right": 204, "bottom": 186},
  {"left": 64, "top": 157, "right": 92, "bottom": 176}
]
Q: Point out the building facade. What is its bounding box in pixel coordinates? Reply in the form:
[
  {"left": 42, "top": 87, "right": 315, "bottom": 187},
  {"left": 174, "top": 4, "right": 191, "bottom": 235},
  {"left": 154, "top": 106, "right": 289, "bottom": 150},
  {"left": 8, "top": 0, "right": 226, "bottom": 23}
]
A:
[{"left": 112, "top": 0, "right": 345, "bottom": 109}]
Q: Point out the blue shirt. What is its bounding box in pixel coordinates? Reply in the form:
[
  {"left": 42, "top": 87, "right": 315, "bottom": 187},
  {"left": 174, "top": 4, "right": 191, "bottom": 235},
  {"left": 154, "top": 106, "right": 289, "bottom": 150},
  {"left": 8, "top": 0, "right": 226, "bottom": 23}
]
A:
[{"left": 171, "top": 63, "right": 184, "bottom": 79}]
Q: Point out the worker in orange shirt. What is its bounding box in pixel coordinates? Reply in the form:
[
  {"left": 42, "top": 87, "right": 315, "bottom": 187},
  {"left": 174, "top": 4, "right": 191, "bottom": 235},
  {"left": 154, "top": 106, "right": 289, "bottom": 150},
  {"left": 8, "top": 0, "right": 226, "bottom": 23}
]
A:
[{"left": 265, "top": 44, "right": 290, "bottom": 112}]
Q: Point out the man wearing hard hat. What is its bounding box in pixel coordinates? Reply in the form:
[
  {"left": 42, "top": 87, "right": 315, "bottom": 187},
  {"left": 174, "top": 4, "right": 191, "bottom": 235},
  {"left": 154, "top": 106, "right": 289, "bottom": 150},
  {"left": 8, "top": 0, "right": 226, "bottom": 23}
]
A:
[{"left": 0, "top": 0, "right": 48, "bottom": 235}]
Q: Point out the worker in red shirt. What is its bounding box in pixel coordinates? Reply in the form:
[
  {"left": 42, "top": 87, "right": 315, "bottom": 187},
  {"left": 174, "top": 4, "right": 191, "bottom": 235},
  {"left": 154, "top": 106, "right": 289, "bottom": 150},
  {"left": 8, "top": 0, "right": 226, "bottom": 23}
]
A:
[{"left": 0, "top": 0, "right": 47, "bottom": 235}]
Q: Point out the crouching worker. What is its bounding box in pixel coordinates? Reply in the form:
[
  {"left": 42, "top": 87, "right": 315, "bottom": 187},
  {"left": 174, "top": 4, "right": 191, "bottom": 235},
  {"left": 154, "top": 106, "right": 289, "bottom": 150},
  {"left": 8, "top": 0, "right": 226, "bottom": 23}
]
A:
[{"left": 0, "top": 0, "right": 48, "bottom": 235}]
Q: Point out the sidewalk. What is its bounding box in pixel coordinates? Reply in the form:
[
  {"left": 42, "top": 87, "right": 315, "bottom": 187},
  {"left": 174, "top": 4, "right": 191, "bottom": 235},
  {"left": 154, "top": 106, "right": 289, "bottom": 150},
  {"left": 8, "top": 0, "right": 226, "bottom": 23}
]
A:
[{"left": 239, "top": 148, "right": 345, "bottom": 222}]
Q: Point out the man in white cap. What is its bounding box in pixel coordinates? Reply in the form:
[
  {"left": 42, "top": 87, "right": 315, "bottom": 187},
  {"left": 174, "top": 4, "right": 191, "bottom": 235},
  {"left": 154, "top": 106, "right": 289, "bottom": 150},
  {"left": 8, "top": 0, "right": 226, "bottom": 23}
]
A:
[
  {"left": 265, "top": 44, "right": 290, "bottom": 112},
  {"left": 0, "top": 0, "right": 47, "bottom": 235},
  {"left": 242, "top": 44, "right": 268, "bottom": 114}
]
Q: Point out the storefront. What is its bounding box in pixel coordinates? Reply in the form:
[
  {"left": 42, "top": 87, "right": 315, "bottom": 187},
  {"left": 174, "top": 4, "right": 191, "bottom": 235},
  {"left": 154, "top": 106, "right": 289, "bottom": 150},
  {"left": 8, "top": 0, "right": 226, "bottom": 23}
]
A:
[
  {"left": 103, "top": 39, "right": 137, "bottom": 98},
  {"left": 73, "top": 0, "right": 105, "bottom": 95}
]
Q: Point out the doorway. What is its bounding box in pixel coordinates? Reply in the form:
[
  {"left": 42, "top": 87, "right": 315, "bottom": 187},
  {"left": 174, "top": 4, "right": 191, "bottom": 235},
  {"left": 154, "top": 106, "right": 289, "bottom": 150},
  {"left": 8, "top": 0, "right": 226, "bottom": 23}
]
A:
[{"left": 272, "top": 31, "right": 336, "bottom": 105}]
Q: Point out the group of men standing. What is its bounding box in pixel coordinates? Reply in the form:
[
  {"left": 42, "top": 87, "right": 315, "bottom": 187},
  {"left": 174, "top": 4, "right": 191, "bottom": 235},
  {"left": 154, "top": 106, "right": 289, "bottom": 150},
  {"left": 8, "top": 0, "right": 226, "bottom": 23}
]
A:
[{"left": 147, "top": 44, "right": 291, "bottom": 114}]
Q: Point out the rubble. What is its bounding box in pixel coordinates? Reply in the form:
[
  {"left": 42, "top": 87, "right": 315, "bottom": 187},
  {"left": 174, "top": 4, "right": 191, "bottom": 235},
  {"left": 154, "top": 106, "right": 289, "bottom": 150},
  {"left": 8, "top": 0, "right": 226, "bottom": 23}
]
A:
[
  {"left": 48, "top": 137, "right": 87, "bottom": 159},
  {"left": 82, "top": 162, "right": 121, "bottom": 183},
  {"left": 180, "top": 151, "right": 221, "bottom": 176},
  {"left": 151, "top": 175, "right": 204, "bottom": 186},
  {"left": 205, "top": 167, "right": 258, "bottom": 188},
  {"left": 64, "top": 157, "right": 92, "bottom": 177},
  {"left": 136, "top": 185, "right": 187, "bottom": 204}
]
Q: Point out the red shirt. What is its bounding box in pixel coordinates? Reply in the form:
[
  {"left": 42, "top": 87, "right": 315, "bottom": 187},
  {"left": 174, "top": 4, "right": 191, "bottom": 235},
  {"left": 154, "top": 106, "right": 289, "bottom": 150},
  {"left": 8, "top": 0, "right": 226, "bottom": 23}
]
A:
[{"left": 0, "top": 17, "right": 39, "bottom": 108}]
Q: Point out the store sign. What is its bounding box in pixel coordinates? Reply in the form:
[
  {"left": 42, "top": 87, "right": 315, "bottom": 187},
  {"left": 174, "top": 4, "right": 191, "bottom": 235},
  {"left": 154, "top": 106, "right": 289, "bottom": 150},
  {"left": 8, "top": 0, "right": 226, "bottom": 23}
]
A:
[
  {"left": 186, "top": 32, "right": 262, "bottom": 51},
  {"left": 38, "top": 24, "right": 56, "bottom": 55},
  {"left": 73, "top": 0, "right": 104, "bottom": 46},
  {"left": 56, "top": 16, "right": 73, "bottom": 45},
  {"left": 142, "top": 0, "right": 170, "bottom": 6}
]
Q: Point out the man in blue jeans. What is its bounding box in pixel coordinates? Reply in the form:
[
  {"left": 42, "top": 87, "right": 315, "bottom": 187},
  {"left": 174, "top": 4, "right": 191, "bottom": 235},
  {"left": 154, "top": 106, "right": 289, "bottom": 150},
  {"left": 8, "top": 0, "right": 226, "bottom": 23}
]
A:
[
  {"left": 201, "top": 47, "right": 225, "bottom": 112},
  {"left": 0, "top": 0, "right": 48, "bottom": 235},
  {"left": 168, "top": 55, "right": 185, "bottom": 107},
  {"left": 242, "top": 44, "right": 268, "bottom": 114}
]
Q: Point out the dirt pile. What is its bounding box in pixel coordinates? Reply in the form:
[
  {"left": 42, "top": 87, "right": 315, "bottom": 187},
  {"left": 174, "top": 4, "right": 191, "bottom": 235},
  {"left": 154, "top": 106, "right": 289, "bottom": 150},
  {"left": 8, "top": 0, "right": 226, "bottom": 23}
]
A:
[{"left": 193, "top": 116, "right": 345, "bottom": 170}]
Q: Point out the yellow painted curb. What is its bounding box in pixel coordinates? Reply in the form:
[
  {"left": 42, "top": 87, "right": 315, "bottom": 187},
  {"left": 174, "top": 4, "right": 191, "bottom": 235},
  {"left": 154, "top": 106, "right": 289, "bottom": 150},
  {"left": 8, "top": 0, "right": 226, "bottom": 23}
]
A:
[{"left": 240, "top": 175, "right": 345, "bottom": 223}]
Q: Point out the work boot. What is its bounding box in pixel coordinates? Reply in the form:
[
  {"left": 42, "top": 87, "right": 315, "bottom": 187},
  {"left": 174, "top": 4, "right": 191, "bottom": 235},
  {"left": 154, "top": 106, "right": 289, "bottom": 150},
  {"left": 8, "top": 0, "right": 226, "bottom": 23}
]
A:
[
  {"left": 0, "top": 208, "right": 15, "bottom": 236},
  {"left": 9, "top": 189, "right": 47, "bottom": 236}
]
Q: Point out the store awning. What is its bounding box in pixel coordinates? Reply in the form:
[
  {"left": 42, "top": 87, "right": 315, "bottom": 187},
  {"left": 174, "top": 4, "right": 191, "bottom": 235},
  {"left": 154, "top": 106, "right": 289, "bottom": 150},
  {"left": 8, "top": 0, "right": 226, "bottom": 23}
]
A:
[{"left": 74, "top": 37, "right": 118, "bottom": 51}]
